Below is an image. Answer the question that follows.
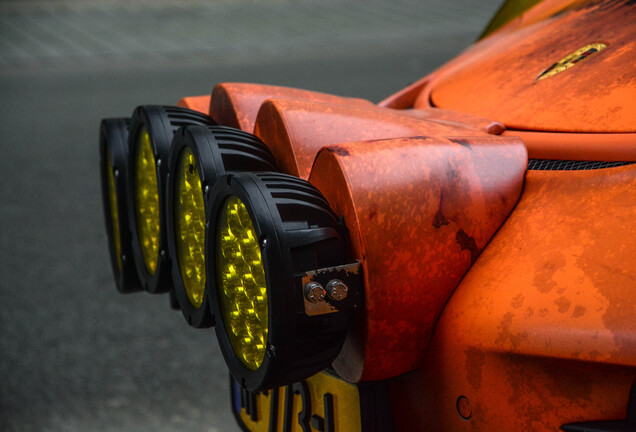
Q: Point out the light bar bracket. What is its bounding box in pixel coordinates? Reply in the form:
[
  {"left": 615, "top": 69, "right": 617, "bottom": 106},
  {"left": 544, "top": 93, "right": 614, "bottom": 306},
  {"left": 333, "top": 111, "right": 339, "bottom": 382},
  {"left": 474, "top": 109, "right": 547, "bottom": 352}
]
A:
[{"left": 298, "top": 261, "right": 362, "bottom": 316}]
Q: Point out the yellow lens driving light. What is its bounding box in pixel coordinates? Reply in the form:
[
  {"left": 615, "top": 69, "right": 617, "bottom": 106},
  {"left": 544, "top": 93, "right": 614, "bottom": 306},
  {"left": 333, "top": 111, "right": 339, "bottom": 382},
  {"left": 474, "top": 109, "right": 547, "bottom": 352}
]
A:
[
  {"left": 175, "top": 146, "right": 206, "bottom": 308},
  {"left": 218, "top": 196, "right": 268, "bottom": 370},
  {"left": 128, "top": 105, "right": 215, "bottom": 294},
  {"left": 134, "top": 126, "right": 160, "bottom": 275},
  {"left": 99, "top": 118, "right": 142, "bottom": 293},
  {"left": 209, "top": 172, "right": 362, "bottom": 392},
  {"left": 166, "top": 125, "right": 277, "bottom": 328}
]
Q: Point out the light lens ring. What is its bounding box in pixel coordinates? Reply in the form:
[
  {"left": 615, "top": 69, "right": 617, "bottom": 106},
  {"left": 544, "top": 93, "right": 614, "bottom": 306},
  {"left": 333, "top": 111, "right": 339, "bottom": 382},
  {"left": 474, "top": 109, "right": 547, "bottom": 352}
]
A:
[
  {"left": 133, "top": 125, "right": 161, "bottom": 275},
  {"left": 216, "top": 196, "right": 268, "bottom": 370},
  {"left": 174, "top": 146, "right": 207, "bottom": 308}
]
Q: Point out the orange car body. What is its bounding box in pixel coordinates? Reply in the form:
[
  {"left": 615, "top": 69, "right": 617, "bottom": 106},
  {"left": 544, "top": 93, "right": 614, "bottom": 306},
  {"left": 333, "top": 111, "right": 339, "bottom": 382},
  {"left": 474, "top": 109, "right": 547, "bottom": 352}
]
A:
[{"left": 158, "top": 0, "right": 634, "bottom": 429}]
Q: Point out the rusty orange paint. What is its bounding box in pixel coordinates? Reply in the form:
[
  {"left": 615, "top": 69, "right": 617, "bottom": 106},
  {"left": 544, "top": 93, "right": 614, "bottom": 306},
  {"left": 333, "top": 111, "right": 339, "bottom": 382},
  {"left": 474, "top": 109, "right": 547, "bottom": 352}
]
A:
[
  {"left": 422, "top": 0, "right": 636, "bottom": 134},
  {"left": 503, "top": 129, "right": 636, "bottom": 161},
  {"left": 254, "top": 98, "right": 491, "bottom": 180},
  {"left": 402, "top": 108, "right": 505, "bottom": 135},
  {"left": 388, "top": 164, "right": 636, "bottom": 430},
  {"left": 177, "top": 95, "right": 211, "bottom": 115},
  {"left": 209, "top": 82, "right": 373, "bottom": 132},
  {"left": 308, "top": 135, "right": 527, "bottom": 381},
  {"left": 378, "top": 75, "right": 505, "bottom": 134}
]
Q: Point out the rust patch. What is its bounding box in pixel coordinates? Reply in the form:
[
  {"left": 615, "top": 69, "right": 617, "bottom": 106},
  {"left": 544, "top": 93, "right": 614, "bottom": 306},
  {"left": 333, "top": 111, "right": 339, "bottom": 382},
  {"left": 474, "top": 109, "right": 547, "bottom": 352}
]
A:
[
  {"left": 495, "top": 312, "right": 513, "bottom": 348},
  {"left": 511, "top": 294, "right": 524, "bottom": 309},
  {"left": 447, "top": 166, "right": 459, "bottom": 182},
  {"left": 495, "top": 312, "right": 529, "bottom": 350},
  {"left": 456, "top": 229, "right": 480, "bottom": 263},
  {"left": 554, "top": 296, "right": 572, "bottom": 313},
  {"left": 448, "top": 137, "right": 473, "bottom": 149},
  {"left": 433, "top": 192, "right": 449, "bottom": 228},
  {"left": 433, "top": 210, "right": 449, "bottom": 228},
  {"left": 533, "top": 254, "right": 567, "bottom": 294},
  {"left": 368, "top": 205, "right": 378, "bottom": 221},
  {"left": 400, "top": 135, "right": 432, "bottom": 141},
  {"left": 329, "top": 145, "right": 351, "bottom": 157},
  {"left": 571, "top": 305, "right": 586, "bottom": 318},
  {"left": 524, "top": 307, "right": 534, "bottom": 318}
]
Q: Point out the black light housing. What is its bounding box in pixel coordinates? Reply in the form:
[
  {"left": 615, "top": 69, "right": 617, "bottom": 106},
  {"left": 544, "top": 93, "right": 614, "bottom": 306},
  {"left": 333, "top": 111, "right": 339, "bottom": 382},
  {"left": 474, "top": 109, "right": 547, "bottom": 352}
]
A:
[
  {"left": 127, "top": 105, "right": 215, "bottom": 294},
  {"left": 99, "top": 118, "right": 142, "bottom": 293},
  {"left": 166, "top": 125, "right": 278, "bottom": 328},
  {"left": 207, "top": 172, "right": 362, "bottom": 391}
]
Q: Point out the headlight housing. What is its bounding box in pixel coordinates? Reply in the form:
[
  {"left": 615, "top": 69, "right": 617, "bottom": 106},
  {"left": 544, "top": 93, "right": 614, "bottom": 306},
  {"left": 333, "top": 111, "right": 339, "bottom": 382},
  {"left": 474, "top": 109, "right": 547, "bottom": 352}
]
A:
[{"left": 208, "top": 172, "right": 362, "bottom": 391}]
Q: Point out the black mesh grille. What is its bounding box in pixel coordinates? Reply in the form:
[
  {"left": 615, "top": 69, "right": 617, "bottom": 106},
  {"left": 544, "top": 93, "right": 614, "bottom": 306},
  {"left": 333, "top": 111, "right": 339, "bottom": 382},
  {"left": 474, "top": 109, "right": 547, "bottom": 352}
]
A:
[{"left": 527, "top": 159, "right": 635, "bottom": 171}]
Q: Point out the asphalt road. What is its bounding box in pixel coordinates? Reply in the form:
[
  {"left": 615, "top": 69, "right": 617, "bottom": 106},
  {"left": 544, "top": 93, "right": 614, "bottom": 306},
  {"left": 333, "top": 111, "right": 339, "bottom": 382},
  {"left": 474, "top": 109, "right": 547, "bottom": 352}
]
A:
[{"left": 0, "top": 1, "right": 502, "bottom": 431}]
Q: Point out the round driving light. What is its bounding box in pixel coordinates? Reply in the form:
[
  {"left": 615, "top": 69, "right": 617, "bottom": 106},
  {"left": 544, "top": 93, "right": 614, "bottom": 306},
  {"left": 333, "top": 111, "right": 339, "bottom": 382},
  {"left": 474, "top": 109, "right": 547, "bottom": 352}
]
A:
[
  {"left": 99, "top": 118, "right": 142, "bottom": 293},
  {"left": 166, "top": 126, "right": 277, "bottom": 328},
  {"left": 174, "top": 146, "right": 206, "bottom": 308},
  {"left": 217, "top": 196, "right": 268, "bottom": 369},
  {"left": 134, "top": 126, "right": 160, "bottom": 275},
  {"left": 208, "top": 172, "right": 362, "bottom": 391},
  {"left": 127, "top": 105, "right": 215, "bottom": 293}
]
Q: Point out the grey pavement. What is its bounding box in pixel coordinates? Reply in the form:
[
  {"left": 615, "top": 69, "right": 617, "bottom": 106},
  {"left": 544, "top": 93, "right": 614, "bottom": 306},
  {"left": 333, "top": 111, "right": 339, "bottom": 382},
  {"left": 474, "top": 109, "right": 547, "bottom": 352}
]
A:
[{"left": 0, "top": 1, "right": 502, "bottom": 431}]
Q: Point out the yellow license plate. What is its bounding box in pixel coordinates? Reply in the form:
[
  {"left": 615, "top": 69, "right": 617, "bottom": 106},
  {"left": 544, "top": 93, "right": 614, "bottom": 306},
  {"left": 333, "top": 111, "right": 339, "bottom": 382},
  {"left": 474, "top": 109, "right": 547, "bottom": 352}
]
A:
[{"left": 231, "top": 371, "right": 363, "bottom": 432}]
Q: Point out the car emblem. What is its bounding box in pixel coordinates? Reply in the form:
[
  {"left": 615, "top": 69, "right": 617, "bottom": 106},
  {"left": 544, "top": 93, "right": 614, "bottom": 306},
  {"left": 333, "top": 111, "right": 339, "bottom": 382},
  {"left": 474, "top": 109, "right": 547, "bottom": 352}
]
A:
[{"left": 536, "top": 43, "right": 607, "bottom": 81}]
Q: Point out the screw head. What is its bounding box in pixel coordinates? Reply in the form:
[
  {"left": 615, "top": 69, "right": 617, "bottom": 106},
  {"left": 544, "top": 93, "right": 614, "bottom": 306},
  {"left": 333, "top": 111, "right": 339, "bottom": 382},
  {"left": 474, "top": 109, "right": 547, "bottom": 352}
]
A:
[
  {"left": 326, "top": 279, "right": 348, "bottom": 301},
  {"left": 267, "top": 343, "right": 276, "bottom": 357},
  {"left": 304, "top": 282, "right": 326, "bottom": 303}
]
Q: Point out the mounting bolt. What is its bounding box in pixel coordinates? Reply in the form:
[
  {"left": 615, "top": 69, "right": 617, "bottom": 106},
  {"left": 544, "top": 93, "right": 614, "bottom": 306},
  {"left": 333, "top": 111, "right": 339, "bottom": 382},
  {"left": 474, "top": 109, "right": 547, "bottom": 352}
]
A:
[
  {"left": 304, "top": 282, "right": 325, "bottom": 303},
  {"left": 326, "top": 279, "right": 348, "bottom": 301}
]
